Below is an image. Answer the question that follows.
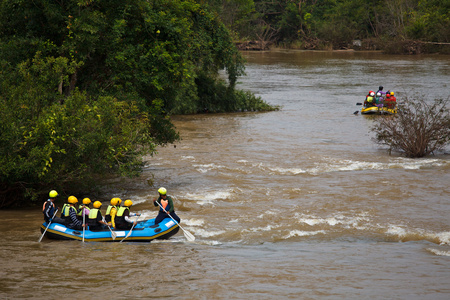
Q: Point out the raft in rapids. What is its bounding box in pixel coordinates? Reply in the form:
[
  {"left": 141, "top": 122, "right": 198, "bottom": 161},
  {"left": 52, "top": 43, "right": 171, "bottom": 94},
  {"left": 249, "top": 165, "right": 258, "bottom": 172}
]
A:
[{"left": 39, "top": 218, "right": 179, "bottom": 242}]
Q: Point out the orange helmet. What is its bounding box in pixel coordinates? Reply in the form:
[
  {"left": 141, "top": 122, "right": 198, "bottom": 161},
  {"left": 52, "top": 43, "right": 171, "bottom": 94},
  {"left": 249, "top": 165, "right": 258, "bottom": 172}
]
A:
[
  {"left": 110, "top": 198, "right": 119, "bottom": 206},
  {"left": 68, "top": 196, "right": 78, "bottom": 204}
]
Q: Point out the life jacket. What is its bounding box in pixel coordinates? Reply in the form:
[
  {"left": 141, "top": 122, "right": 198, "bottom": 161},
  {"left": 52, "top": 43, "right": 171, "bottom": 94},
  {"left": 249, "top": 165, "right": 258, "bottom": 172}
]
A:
[
  {"left": 42, "top": 199, "right": 55, "bottom": 221},
  {"left": 366, "top": 96, "right": 374, "bottom": 103},
  {"left": 88, "top": 208, "right": 99, "bottom": 220},
  {"left": 64, "top": 206, "right": 77, "bottom": 226},
  {"left": 105, "top": 205, "right": 116, "bottom": 222},
  {"left": 115, "top": 207, "right": 131, "bottom": 229},
  {"left": 384, "top": 94, "right": 392, "bottom": 108},
  {"left": 116, "top": 207, "right": 129, "bottom": 217},
  {"left": 77, "top": 206, "right": 90, "bottom": 221},
  {"left": 87, "top": 208, "right": 102, "bottom": 228},
  {"left": 77, "top": 205, "right": 90, "bottom": 216},
  {"left": 115, "top": 207, "right": 130, "bottom": 224},
  {"left": 157, "top": 196, "right": 172, "bottom": 213},
  {"left": 42, "top": 199, "right": 54, "bottom": 211},
  {"left": 61, "top": 203, "right": 70, "bottom": 218}
]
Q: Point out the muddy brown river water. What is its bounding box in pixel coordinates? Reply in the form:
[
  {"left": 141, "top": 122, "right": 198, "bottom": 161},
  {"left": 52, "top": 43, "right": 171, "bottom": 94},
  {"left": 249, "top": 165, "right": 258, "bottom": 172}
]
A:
[{"left": 1, "top": 50, "right": 449, "bottom": 299}]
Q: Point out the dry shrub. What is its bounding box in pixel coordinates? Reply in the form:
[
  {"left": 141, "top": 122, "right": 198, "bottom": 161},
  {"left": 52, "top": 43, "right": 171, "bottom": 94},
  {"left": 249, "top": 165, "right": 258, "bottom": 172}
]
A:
[{"left": 372, "top": 97, "right": 450, "bottom": 157}]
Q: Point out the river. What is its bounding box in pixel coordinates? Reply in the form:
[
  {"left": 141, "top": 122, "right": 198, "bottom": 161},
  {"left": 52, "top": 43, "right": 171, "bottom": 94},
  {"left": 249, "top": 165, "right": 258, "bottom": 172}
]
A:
[{"left": 1, "top": 50, "right": 449, "bottom": 299}]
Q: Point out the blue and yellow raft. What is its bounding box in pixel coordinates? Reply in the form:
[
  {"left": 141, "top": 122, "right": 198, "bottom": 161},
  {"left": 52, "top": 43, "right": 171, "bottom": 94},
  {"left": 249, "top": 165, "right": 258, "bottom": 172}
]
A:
[{"left": 40, "top": 218, "right": 179, "bottom": 242}]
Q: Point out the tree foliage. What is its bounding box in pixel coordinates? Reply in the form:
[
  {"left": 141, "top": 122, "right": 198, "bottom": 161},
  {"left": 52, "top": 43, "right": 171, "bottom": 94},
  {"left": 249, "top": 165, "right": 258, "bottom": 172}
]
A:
[
  {"left": 206, "top": 0, "right": 450, "bottom": 50},
  {"left": 0, "top": 55, "right": 156, "bottom": 207},
  {"left": 0, "top": 0, "right": 274, "bottom": 207},
  {"left": 372, "top": 97, "right": 450, "bottom": 158}
]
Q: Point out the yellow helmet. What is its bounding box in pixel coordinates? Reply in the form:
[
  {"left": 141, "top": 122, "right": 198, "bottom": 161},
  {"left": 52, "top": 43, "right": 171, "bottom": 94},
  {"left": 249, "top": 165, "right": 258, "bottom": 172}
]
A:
[
  {"left": 124, "top": 199, "right": 133, "bottom": 207},
  {"left": 49, "top": 190, "right": 58, "bottom": 198},
  {"left": 82, "top": 198, "right": 91, "bottom": 205},
  {"left": 390, "top": 91, "right": 394, "bottom": 96},
  {"left": 110, "top": 198, "right": 119, "bottom": 206},
  {"left": 158, "top": 187, "right": 167, "bottom": 195},
  {"left": 93, "top": 201, "right": 102, "bottom": 209},
  {"left": 68, "top": 196, "right": 78, "bottom": 204},
  {"left": 117, "top": 198, "right": 122, "bottom": 205}
]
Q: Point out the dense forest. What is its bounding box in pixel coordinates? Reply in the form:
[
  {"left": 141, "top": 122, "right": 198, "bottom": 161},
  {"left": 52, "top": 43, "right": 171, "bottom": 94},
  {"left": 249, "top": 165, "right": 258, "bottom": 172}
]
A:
[{"left": 206, "top": 0, "right": 450, "bottom": 53}]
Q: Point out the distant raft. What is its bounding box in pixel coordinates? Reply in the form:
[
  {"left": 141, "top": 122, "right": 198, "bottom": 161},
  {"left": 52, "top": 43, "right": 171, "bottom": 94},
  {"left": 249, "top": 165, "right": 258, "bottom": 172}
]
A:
[
  {"left": 40, "top": 218, "right": 179, "bottom": 242},
  {"left": 361, "top": 105, "right": 397, "bottom": 115}
]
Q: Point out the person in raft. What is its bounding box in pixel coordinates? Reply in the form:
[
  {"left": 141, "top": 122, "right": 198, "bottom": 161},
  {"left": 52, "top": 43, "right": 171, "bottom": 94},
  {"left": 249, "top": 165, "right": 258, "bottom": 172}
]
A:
[
  {"left": 105, "top": 197, "right": 120, "bottom": 228},
  {"left": 376, "top": 85, "right": 386, "bottom": 96},
  {"left": 65, "top": 196, "right": 85, "bottom": 230},
  {"left": 77, "top": 198, "right": 91, "bottom": 221},
  {"left": 153, "top": 187, "right": 181, "bottom": 225},
  {"left": 364, "top": 91, "right": 376, "bottom": 107},
  {"left": 87, "top": 201, "right": 109, "bottom": 231},
  {"left": 115, "top": 200, "right": 140, "bottom": 230},
  {"left": 42, "top": 190, "right": 63, "bottom": 224},
  {"left": 388, "top": 91, "right": 396, "bottom": 108},
  {"left": 60, "top": 196, "right": 73, "bottom": 221}
]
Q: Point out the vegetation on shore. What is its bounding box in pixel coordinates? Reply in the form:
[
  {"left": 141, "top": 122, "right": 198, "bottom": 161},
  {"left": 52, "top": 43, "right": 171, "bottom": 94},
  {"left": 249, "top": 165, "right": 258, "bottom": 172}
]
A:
[
  {"left": 0, "top": 0, "right": 276, "bottom": 208},
  {"left": 206, "top": 0, "right": 450, "bottom": 53}
]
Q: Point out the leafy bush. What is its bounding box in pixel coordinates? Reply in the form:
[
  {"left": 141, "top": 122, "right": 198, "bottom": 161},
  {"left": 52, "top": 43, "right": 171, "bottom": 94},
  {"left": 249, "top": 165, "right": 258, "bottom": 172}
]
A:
[
  {"left": 0, "top": 56, "right": 159, "bottom": 207},
  {"left": 372, "top": 97, "right": 450, "bottom": 157},
  {"left": 195, "top": 74, "right": 279, "bottom": 113}
]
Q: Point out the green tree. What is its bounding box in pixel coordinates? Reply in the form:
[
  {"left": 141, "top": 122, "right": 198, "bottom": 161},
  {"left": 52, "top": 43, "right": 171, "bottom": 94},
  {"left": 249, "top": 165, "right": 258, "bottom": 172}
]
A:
[
  {"left": 406, "top": 0, "right": 450, "bottom": 42},
  {"left": 0, "top": 55, "right": 156, "bottom": 207},
  {"left": 0, "top": 0, "right": 274, "bottom": 207},
  {"left": 207, "top": 0, "right": 449, "bottom": 51},
  {"left": 202, "top": 0, "right": 256, "bottom": 39}
]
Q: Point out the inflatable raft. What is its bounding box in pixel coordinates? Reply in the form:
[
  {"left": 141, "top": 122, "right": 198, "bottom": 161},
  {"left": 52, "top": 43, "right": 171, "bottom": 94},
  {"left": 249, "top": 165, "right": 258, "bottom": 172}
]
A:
[
  {"left": 39, "top": 218, "right": 179, "bottom": 242},
  {"left": 361, "top": 105, "right": 397, "bottom": 115}
]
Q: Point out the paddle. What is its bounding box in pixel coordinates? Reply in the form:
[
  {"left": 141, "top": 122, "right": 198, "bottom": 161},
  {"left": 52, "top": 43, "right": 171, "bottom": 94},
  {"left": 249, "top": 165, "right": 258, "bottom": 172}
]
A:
[
  {"left": 356, "top": 102, "right": 363, "bottom": 105},
  {"left": 156, "top": 201, "right": 195, "bottom": 242},
  {"left": 82, "top": 210, "right": 85, "bottom": 243},
  {"left": 38, "top": 208, "right": 58, "bottom": 242},
  {"left": 102, "top": 217, "right": 117, "bottom": 240},
  {"left": 120, "top": 215, "right": 140, "bottom": 243}
]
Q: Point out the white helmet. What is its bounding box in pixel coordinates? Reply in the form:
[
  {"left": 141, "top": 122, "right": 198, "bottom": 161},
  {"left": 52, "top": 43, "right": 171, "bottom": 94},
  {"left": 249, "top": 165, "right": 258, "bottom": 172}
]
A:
[
  {"left": 370, "top": 92, "right": 375, "bottom": 96},
  {"left": 376, "top": 92, "right": 381, "bottom": 96}
]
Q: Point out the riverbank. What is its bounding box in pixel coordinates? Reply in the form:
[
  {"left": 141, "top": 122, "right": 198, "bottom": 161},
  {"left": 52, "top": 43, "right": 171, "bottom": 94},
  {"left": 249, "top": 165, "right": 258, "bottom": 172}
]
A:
[{"left": 236, "top": 38, "right": 450, "bottom": 54}]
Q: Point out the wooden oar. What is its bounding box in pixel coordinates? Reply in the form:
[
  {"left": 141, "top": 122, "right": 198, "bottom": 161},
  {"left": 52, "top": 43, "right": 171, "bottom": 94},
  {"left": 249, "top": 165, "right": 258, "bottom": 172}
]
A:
[
  {"left": 38, "top": 208, "right": 58, "bottom": 242},
  {"left": 120, "top": 215, "right": 140, "bottom": 243},
  {"left": 156, "top": 201, "right": 195, "bottom": 242}
]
